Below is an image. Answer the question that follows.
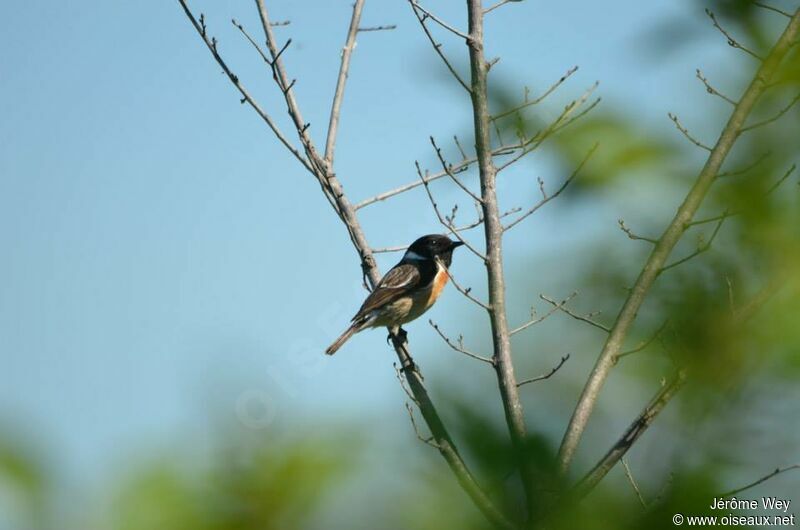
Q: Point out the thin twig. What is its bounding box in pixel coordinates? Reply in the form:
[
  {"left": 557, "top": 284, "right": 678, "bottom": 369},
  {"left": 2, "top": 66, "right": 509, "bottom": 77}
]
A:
[
  {"left": 720, "top": 464, "right": 800, "bottom": 497},
  {"left": 503, "top": 143, "right": 597, "bottom": 231},
  {"left": 668, "top": 112, "right": 713, "bottom": 151},
  {"left": 754, "top": 2, "right": 792, "bottom": 18},
  {"left": 453, "top": 135, "right": 469, "bottom": 160},
  {"left": 510, "top": 291, "right": 577, "bottom": 335},
  {"left": 431, "top": 136, "right": 484, "bottom": 203},
  {"left": 405, "top": 402, "right": 440, "bottom": 448},
  {"left": 416, "top": 161, "right": 488, "bottom": 261},
  {"left": 358, "top": 24, "right": 397, "bottom": 32},
  {"left": 696, "top": 68, "right": 736, "bottom": 105},
  {"left": 496, "top": 83, "right": 600, "bottom": 172},
  {"left": 408, "top": 2, "right": 471, "bottom": 92},
  {"left": 706, "top": 8, "right": 765, "bottom": 61},
  {"left": 491, "top": 66, "right": 580, "bottom": 122},
  {"left": 740, "top": 92, "right": 800, "bottom": 132},
  {"left": 618, "top": 219, "right": 658, "bottom": 244},
  {"left": 409, "top": 0, "right": 471, "bottom": 40},
  {"left": 429, "top": 320, "right": 494, "bottom": 364},
  {"left": 660, "top": 214, "right": 727, "bottom": 274},
  {"left": 517, "top": 354, "right": 570, "bottom": 386},
  {"left": 622, "top": 458, "right": 648, "bottom": 508},
  {"left": 540, "top": 294, "right": 611, "bottom": 333},
  {"left": 177, "top": 3, "right": 312, "bottom": 173},
  {"left": 483, "top": 0, "right": 516, "bottom": 15},
  {"left": 355, "top": 143, "right": 520, "bottom": 209},
  {"left": 767, "top": 163, "right": 796, "bottom": 193},
  {"left": 232, "top": 18, "right": 272, "bottom": 65},
  {"left": 372, "top": 245, "right": 408, "bottom": 254},
  {"left": 717, "top": 151, "right": 771, "bottom": 177},
  {"left": 442, "top": 262, "right": 492, "bottom": 311},
  {"left": 393, "top": 362, "right": 419, "bottom": 404},
  {"left": 617, "top": 319, "right": 669, "bottom": 360}
]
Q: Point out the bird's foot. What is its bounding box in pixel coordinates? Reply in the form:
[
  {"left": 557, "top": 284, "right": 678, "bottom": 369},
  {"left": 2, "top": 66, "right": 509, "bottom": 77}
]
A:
[{"left": 386, "top": 327, "right": 409, "bottom": 346}]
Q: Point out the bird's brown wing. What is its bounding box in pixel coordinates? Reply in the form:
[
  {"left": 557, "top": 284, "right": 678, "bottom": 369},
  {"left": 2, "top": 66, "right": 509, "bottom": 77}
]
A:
[{"left": 352, "top": 263, "right": 421, "bottom": 321}]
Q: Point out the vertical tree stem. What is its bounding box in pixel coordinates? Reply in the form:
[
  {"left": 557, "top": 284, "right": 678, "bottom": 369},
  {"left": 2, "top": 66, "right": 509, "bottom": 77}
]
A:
[{"left": 465, "top": 0, "right": 535, "bottom": 518}]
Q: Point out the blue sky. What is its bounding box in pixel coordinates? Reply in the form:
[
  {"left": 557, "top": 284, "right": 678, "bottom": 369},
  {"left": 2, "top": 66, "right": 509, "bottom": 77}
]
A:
[{"left": 2, "top": 0, "right": 792, "bottom": 517}]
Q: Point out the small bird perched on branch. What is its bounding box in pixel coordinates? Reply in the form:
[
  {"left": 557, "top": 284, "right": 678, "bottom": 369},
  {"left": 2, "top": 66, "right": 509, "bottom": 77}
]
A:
[{"left": 325, "top": 234, "right": 464, "bottom": 355}]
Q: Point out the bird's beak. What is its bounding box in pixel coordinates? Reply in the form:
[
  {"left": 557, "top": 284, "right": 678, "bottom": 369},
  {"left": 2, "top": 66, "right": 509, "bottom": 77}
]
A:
[{"left": 451, "top": 240, "right": 465, "bottom": 249}]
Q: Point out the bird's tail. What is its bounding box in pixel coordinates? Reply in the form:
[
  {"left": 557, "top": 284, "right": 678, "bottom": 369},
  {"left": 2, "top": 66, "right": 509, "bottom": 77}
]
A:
[{"left": 325, "top": 321, "right": 362, "bottom": 355}]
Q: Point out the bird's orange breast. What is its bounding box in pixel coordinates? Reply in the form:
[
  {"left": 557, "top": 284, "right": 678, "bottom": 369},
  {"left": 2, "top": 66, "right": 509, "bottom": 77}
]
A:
[{"left": 426, "top": 267, "right": 450, "bottom": 308}]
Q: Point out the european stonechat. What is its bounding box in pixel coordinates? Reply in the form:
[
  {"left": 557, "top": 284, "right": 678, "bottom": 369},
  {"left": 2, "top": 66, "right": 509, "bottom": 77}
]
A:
[{"left": 325, "top": 234, "right": 464, "bottom": 355}]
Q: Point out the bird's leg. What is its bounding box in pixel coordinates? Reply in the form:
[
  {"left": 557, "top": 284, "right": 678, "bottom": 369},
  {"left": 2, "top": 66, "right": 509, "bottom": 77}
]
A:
[
  {"left": 387, "top": 326, "right": 419, "bottom": 374},
  {"left": 397, "top": 326, "right": 408, "bottom": 345},
  {"left": 386, "top": 325, "right": 408, "bottom": 346}
]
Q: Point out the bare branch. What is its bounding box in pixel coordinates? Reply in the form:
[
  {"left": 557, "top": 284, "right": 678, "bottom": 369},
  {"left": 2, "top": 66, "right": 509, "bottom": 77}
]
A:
[
  {"left": 517, "top": 354, "right": 570, "bottom": 386},
  {"left": 453, "top": 135, "right": 469, "bottom": 160},
  {"left": 754, "top": 2, "right": 792, "bottom": 18},
  {"left": 496, "top": 83, "right": 600, "bottom": 172},
  {"left": 660, "top": 214, "right": 727, "bottom": 274},
  {"left": 767, "top": 163, "right": 796, "bottom": 194},
  {"left": 720, "top": 464, "right": 800, "bottom": 497},
  {"left": 430, "top": 320, "right": 494, "bottom": 364},
  {"left": 372, "top": 245, "right": 408, "bottom": 254},
  {"left": 617, "top": 319, "right": 669, "bottom": 360},
  {"left": 503, "top": 143, "right": 597, "bottom": 231},
  {"left": 717, "top": 150, "right": 771, "bottom": 177},
  {"left": 409, "top": 0, "right": 471, "bottom": 40},
  {"left": 618, "top": 219, "right": 658, "bottom": 244},
  {"left": 232, "top": 18, "right": 272, "bottom": 65},
  {"left": 393, "top": 362, "right": 419, "bottom": 404},
  {"left": 177, "top": 3, "right": 312, "bottom": 173},
  {"left": 408, "top": 2, "right": 471, "bottom": 92},
  {"left": 405, "top": 402, "right": 440, "bottom": 448},
  {"left": 442, "top": 263, "right": 493, "bottom": 311},
  {"left": 540, "top": 294, "right": 611, "bottom": 333},
  {"left": 483, "top": 0, "right": 517, "bottom": 15},
  {"left": 696, "top": 68, "right": 736, "bottom": 105},
  {"left": 355, "top": 142, "right": 522, "bottom": 209},
  {"left": 371, "top": 206, "right": 519, "bottom": 255},
  {"left": 740, "top": 92, "right": 800, "bottom": 132},
  {"left": 416, "top": 161, "right": 488, "bottom": 261},
  {"left": 706, "top": 8, "right": 765, "bottom": 61},
  {"left": 491, "top": 65, "right": 580, "bottom": 122},
  {"left": 668, "top": 112, "right": 713, "bottom": 151},
  {"left": 325, "top": 0, "right": 366, "bottom": 165},
  {"left": 510, "top": 291, "right": 578, "bottom": 335},
  {"left": 621, "top": 458, "right": 648, "bottom": 508},
  {"left": 358, "top": 24, "right": 397, "bottom": 32},
  {"left": 431, "top": 136, "right": 484, "bottom": 203}
]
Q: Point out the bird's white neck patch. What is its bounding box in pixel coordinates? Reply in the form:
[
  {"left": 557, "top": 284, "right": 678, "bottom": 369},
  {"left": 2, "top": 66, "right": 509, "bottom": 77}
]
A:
[{"left": 403, "top": 250, "right": 428, "bottom": 261}]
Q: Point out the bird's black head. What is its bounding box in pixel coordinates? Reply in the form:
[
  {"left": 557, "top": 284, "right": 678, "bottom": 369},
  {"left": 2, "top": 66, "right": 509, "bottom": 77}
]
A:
[{"left": 404, "top": 234, "right": 464, "bottom": 267}]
